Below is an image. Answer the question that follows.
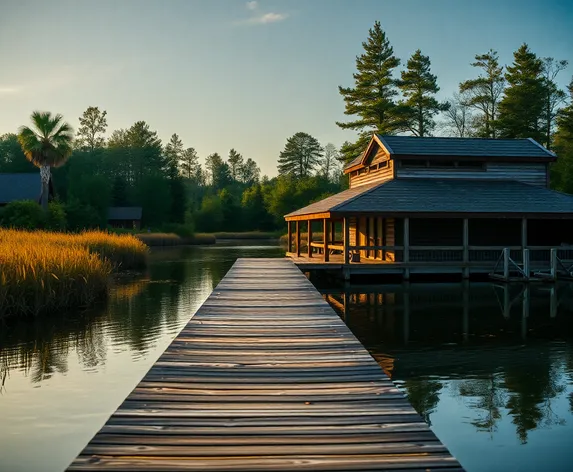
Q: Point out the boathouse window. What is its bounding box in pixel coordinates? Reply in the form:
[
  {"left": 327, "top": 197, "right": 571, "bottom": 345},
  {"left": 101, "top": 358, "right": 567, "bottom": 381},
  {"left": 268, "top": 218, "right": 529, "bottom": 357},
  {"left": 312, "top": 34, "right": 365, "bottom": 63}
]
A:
[
  {"left": 456, "top": 161, "right": 485, "bottom": 169},
  {"left": 401, "top": 159, "right": 427, "bottom": 168}
]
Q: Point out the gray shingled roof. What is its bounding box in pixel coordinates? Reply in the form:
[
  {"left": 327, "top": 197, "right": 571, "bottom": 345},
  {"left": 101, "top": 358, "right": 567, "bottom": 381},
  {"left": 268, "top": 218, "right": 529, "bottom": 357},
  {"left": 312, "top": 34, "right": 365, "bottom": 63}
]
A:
[
  {"left": 285, "top": 182, "right": 380, "bottom": 218},
  {"left": 378, "top": 135, "right": 555, "bottom": 158},
  {"left": 344, "top": 135, "right": 555, "bottom": 170},
  {"left": 0, "top": 173, "right": 41, "bottom": 204},
  {"left": 286, "top": 179, "right": 573, "bottom": 218},
  {"left": 108, "top": 207, "right": 142, "bottom": 220}
]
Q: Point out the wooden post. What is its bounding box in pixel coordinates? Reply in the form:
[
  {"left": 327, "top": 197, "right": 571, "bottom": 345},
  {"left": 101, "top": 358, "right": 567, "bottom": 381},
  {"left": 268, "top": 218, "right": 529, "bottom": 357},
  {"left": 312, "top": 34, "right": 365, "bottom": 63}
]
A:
[
  {"left": 344, "top": 217, "right": 350, "bottom": 265},
  {"left": 463, "top": 218, "right": 469, "bottom": 279},
  {"left": 323, "top": 218, "right": 329, "bottom": 262},
  {"left": 503, "top": 247, "right": 510, "bottom": 281},
  {"left": 296, "top": 221, "right": 301, "bottom": 257},
  {"left": 403, "top": 217, "right": 410, "bottom": 281},
  {"left": 307, "top": 220, "right": 313, "bottom": 258},
  {"left": 331, "top": 221, "right": 336, "bottom": 247},
  {"left": 523, "top": 248, "right": 530, "bottom": 280},
  {"left": 287, "top": 221, "right": 292, "bottom": 253},
  {"left": 503, "top": 285, "right": 510, "bottom": 319},
  {"left": 550, "top": 248, "right": 557, "bottom": 280}
]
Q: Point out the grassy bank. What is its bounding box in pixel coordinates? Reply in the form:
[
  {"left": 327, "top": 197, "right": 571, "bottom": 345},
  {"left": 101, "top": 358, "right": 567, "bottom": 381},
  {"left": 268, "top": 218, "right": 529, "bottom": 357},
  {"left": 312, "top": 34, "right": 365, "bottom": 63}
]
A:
[
  {"left": 0, "top": 229, "right": 148, "bottom": 318},
  {"left": 136, "top": 232, "right": 216, "bottom": 246}
]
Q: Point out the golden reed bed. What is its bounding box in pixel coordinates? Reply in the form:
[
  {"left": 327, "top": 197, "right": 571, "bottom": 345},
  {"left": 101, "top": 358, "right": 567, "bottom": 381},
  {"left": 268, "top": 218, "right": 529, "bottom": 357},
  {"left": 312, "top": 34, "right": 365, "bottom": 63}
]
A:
[{"left": 0, "top": 229, "right": 148, "bottom": 318}]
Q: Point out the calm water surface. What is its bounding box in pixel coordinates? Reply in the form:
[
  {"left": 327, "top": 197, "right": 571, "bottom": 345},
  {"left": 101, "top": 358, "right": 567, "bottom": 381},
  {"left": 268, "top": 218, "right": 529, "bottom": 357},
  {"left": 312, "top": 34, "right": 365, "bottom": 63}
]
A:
[
  {"left": 1, "top": 244, "right": 572, "bottom": 472},
  {"left": 319, "top": 281, "right": 573, "bottom": 472}
]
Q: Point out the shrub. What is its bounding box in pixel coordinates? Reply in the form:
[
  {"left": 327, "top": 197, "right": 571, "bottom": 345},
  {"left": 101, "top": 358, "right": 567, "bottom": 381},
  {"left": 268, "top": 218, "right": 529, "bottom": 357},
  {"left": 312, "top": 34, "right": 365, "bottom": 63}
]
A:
[
  {"left": 45, "top": 201, "right": 67, "bottom": 231},
  {"left": 0, "top": 200, "right": 43, "bottom": 229}
]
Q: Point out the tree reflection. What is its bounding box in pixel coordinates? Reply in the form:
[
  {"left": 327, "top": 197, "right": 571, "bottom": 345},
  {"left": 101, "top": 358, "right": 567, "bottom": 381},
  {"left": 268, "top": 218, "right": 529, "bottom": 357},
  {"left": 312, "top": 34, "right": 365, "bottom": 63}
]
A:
[
  {"left": 458, "top": 374, "right": 506, "bottom": 436},
  {"left": 403, "top": 379, "right": 442, "bottom": 425}
]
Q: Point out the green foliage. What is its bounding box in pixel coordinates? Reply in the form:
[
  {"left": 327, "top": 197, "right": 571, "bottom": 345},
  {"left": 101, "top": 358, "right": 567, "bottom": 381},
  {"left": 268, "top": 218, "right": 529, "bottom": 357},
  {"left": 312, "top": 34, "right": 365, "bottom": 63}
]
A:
[
  {"left": 228, "top": 149, "right": 244, "bottom": 181},
  {"left": 45, "top": 201, "right": 67, "bottom": 231},
  {"left": 459, "top": 50, "right": 505, "bottom": 138},
  {"left": 68, "top": 174, "right": 111, "bottom": 227},
  {"left": 139, "top": 174, "right": 172, "bottom": 228},
  {"left": 195, "top": 194, "right": 224, "bottom": 232},
  {"left": 551, "top": 78, "right": 573, "bottom": 193},
  {"left": 399, "top": 50, "right": 449, "bottom": 137},
  {"left": 242, "top": 184, "right": 274, "bottom": 231},
  {"left": 64, "top": 199, "right": 101, "bottom": 231},
  {"left": 76, "top": 106, "right": 107, "bottom": 150},
  {"left": 180, "top": 147, "right": 200, "bottom": 180},
  {"left": 0, "top": 134, "right": 35, "bottom": 172},
  {"left": 498, "top": 44, "right": 546, "bottom": 142},
  {"left": 0, "top": 201, "right": 44, "bottom": 229},
  {"left": 111, "top": 175, "right": 129, "bottom": 206},
  {"left": 278, "top": 132, "right": 324, "bottom": 178},
  {"left": 337, "top": 21, "right": 401, "bottom": 162}
]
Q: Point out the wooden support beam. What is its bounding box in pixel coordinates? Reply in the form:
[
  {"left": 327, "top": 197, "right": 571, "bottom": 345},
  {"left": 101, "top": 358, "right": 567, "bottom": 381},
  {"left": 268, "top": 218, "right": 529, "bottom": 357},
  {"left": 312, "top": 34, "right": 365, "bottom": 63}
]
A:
[
  {"left": 287, "top": 221, "right": 292, "bottom": 253},
  {"left": 344, "top": 217, "right": 350, "bottom": 265},
  {"left": 331, "top": 220, "right": 335, "bottom": 247},
  {"left": 307, "top": 220, "right": 312, "bottom": 258},
  {"left": 323, "top": 218, "right": 329, "bottom": 262},
  {"left": 503, "top": 247, "right": 510, "bottom": 280},
  {"left": 295, "top": 221, "right": 301, "bottom": 257},
  {"left": 521, "top": 218, "right": 528, "bottom": 249},
  {"left": 403, "top": 218, "right": 410, "bottom": 280},
  {"left": 462, "top": 218, "right": 469, "bottom": 279}
]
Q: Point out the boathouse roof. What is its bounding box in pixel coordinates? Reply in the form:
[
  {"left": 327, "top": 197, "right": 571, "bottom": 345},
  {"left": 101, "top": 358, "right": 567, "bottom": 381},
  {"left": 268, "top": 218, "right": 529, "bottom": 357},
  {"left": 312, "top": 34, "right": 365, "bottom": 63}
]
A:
[
  {"left": 344, "top": 135, "right": 556, "bottom": 170},
  {"left": 0, "top": 173, "right": 43, "bottom": 204},
  {"left": 285, "top": 179, "right": 573, "bottom": 219},
  {"left": 108, "top": 206, "right": 143, "bottom": 221}
]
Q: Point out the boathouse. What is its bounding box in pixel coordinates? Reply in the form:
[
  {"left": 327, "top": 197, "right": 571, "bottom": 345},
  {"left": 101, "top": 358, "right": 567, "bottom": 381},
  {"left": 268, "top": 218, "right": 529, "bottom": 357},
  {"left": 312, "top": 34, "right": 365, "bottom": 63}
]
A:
[{"left": 284, "top": 134, "right": 573, "bottom": 278}]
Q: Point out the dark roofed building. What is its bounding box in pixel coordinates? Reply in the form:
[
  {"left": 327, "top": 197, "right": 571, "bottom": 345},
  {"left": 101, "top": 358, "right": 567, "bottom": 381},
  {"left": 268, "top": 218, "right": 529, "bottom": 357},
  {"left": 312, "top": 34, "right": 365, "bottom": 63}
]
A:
[
  {"left": 108, "top": 207, "right": 143, "bottom": 229},
  {"left": 0, "top": 172, "right": 54, "bottom": 206},
  {"left": 285, "top": 134, "right": 573, "bottom": 278}
]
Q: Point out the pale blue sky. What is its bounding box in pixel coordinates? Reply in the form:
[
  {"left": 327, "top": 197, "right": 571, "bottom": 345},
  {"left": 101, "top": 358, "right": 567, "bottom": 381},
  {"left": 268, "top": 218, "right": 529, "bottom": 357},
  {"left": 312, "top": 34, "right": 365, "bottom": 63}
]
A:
[{"left": 1, "top": 0, "right": 572, "bottom": 176}]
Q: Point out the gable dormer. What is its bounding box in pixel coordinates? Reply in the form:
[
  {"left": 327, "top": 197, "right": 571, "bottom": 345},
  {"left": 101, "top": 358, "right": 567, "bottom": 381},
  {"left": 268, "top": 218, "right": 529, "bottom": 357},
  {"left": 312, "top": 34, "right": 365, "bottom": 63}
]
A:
[{"left": 344, "top": 135, "right": 556, "bottom": 189}]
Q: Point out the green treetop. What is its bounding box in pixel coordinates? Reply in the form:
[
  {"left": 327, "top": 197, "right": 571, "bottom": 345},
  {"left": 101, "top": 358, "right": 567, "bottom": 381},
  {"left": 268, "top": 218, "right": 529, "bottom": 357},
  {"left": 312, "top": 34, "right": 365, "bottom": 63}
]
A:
[{"left": 399, "top": 49, "right": 449, "bottom": 137}]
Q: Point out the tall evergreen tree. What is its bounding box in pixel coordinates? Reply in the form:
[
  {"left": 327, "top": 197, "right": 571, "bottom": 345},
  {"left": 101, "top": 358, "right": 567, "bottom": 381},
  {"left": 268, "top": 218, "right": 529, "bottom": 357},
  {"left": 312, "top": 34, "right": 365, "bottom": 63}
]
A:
[
  {"left": 240, "top": 158, "right": 260, "bottom": 186},
  {"left": 205, "top": 153, "right": 232, "bottom": 189},
  {"left": 551, "top": 78, "right": 573, "bottom": 193},
  {"left": 180, "top": 147, "right": 199, "bottom": 180},
  {"left": 277, "top": 132, "right": 323, "bottom": 178},
  {"left": 498, "top": 44, "right": 546, "bottom": 142},
  {"left": 541, "top": 57, "right": 568, "bottom": 149},
  {"left": 76, "top": 106, "right": 108, "bottom": 151},
  {"left": 164, "top": 133, "right": 184, "bottom": 178},
  {"left": 459, "top": 50, "right": 505, "bottom": 137},
  {"left": 399, "top": 49, "right": 449, "bottom": 136},
  {"left": 337, "top": 21, "right": 401, "bottom": 162},
  {"left": 228, "top": 148, "right": 244, "bottom": 181}
]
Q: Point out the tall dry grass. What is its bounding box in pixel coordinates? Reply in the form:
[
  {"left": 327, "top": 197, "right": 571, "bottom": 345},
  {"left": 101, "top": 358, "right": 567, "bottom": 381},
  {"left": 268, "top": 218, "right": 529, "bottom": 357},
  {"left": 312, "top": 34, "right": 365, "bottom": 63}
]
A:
[{"left": 0, "top": 229, "right": 148, "bottom": 318}]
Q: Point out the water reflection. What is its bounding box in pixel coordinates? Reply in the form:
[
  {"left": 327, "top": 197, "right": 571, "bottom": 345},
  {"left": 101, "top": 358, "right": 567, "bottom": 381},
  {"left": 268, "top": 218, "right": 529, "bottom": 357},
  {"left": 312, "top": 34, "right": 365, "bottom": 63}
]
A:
[
  {"left": 320, "top": 281, "right": 573, "bottom": 471},
  {"left": 0, "top": 243, "right": 283, "bottom": 472}
]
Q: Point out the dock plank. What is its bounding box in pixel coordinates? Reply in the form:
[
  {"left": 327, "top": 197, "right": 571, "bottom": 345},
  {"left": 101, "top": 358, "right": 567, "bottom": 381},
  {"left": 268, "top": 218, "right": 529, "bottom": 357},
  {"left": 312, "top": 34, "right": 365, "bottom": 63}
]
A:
[{"left": 67, "top": 258, "right": 463, "bottom": 471}]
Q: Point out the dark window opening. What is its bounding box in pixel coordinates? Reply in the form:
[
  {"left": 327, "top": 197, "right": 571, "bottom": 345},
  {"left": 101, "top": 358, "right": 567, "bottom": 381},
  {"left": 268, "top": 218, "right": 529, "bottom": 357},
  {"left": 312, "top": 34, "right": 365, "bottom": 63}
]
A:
[{"left": 401, "top": 159, "right": 427, "bottom": 168}]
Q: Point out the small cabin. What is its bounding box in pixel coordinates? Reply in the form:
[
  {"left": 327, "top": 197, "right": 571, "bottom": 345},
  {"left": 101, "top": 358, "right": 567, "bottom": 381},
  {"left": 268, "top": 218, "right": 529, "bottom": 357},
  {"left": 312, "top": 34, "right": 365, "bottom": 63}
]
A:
[
  {"left": 107, "top": 207, "right": 142, "bottom": 229},
  {"left": 284, "top": 134, "right": 573, "bottom": 278}
]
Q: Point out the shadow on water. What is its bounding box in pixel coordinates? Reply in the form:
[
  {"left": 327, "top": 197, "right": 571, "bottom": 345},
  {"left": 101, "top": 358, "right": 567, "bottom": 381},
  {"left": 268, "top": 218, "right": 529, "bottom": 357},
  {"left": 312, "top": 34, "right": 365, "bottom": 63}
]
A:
[{"left": 317, "top": 279, "right": 573, "bottom": 471}]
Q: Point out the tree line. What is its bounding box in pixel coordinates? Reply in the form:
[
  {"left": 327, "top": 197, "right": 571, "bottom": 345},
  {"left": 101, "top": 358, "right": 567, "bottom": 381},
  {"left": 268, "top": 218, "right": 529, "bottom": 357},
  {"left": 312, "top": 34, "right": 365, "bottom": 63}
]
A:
[{"left": 0, "top": 108, "right": 343, "bottom": 232}]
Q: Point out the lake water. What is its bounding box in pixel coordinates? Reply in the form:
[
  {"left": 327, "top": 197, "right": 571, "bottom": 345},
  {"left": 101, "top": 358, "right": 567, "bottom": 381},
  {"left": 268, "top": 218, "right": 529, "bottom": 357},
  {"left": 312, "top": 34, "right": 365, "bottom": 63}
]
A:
[{"left": 1, "top": 243, "right": 572, "bottom": 472}]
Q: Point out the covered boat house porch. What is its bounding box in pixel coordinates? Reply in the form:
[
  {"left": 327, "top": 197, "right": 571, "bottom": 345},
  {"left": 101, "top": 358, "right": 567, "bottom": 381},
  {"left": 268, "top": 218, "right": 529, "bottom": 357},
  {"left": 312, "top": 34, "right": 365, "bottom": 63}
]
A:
[{"left": 284, "top": 179, "right": 573, "bottom": 280}]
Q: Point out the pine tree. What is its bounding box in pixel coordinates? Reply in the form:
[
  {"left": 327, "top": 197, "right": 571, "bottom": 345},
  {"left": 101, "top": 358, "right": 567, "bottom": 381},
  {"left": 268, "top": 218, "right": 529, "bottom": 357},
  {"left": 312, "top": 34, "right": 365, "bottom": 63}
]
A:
[
  {"left": 164, "top": 133, "right": 184, "bottom": 178},
  {"left": 228, "top": 149, "right": 244, "bottom": 182},
  {"left": 498, "top": 44, "right": 546, "bottom": 142},
  {"left": 541, "top": 57, "right": 568, "bottom": 149},
  {"left": 337, "top": 21, "right": 401, "bottom": 162},
  {"left": 205, "top": 153, "right": 232, "bottom": 189},
  {"left": 240, "top": 158, "right": 260, "bottom": 186},
  {"left": 277, "top": 132, "right": 324, "bottom": 178},
  {"left": 399, "top": 50, "right": 449, "bottom": 137},
  {"left": 76, "top": 106, "right": 108, "bottom": 151},
  {"left": 551, "top": 78, "right": 573, "bottom": 192},
  {"left": 459, "top": 50, "right": 505, "bottom": 137},
  {"left": 180, "top": 147, "right": 199, "bottom": 180}
]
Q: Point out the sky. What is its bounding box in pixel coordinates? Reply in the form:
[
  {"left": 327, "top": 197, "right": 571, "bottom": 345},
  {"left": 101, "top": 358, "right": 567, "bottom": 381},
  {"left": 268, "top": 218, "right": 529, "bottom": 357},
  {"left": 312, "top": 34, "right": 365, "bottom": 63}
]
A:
[{"left": 1, "top": 0, "right": 572, "bottom": 176}]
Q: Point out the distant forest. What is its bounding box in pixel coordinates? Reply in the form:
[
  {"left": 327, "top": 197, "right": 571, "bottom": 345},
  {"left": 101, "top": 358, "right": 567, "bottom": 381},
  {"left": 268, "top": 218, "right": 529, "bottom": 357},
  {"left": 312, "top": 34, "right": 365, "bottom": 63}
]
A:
[{"left": 1, "top": 22, "right": 572, "bottom": 232}]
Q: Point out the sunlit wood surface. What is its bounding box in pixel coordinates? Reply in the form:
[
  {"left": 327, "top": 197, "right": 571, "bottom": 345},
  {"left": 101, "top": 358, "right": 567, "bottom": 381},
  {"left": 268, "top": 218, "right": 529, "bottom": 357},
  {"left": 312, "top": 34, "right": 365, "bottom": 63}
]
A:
[{"left": 68, "top": 258, "right": 463, "bottom": 471}]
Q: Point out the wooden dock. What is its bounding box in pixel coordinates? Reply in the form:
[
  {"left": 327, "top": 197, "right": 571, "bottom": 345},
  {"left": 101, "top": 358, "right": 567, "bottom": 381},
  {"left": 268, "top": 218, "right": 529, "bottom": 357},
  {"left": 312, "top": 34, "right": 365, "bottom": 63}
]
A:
[{"left": 68, "top": 258, "right": 463, "bottom": 471}]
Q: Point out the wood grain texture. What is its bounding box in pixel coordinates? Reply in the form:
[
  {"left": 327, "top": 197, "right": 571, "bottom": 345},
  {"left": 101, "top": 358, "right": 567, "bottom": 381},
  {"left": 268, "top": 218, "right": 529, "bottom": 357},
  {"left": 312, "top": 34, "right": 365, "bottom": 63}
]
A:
[{"left": 67, "top": 258, "right": 464, "bottom": 471}]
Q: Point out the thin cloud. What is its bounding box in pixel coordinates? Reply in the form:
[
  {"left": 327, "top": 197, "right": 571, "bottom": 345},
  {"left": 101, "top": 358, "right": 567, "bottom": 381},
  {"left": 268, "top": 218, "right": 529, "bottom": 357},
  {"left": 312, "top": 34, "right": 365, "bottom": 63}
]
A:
[
  {"left": 246, "top": 1, "right": 258, "bottom": 10},
  {"left": 247, "top": 12, "right": 289, "bottom": 24},
  {"left": 0, "top": 87, "right": 20, "bottom": 95}
]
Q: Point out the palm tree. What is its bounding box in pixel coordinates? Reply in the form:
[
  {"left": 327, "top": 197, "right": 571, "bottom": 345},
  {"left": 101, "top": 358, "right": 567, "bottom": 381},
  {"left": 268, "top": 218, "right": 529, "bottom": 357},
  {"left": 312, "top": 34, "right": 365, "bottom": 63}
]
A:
[{"left": 17, "top": 111, "right": 73, "bottom": 211}]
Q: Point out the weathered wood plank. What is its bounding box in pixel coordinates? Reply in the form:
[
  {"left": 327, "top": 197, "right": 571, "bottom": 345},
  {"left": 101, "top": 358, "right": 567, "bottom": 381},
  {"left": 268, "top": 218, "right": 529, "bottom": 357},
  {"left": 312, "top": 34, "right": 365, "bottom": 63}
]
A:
[{"left": 67, "top": 258, "right": 463, "bottom": 471}]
